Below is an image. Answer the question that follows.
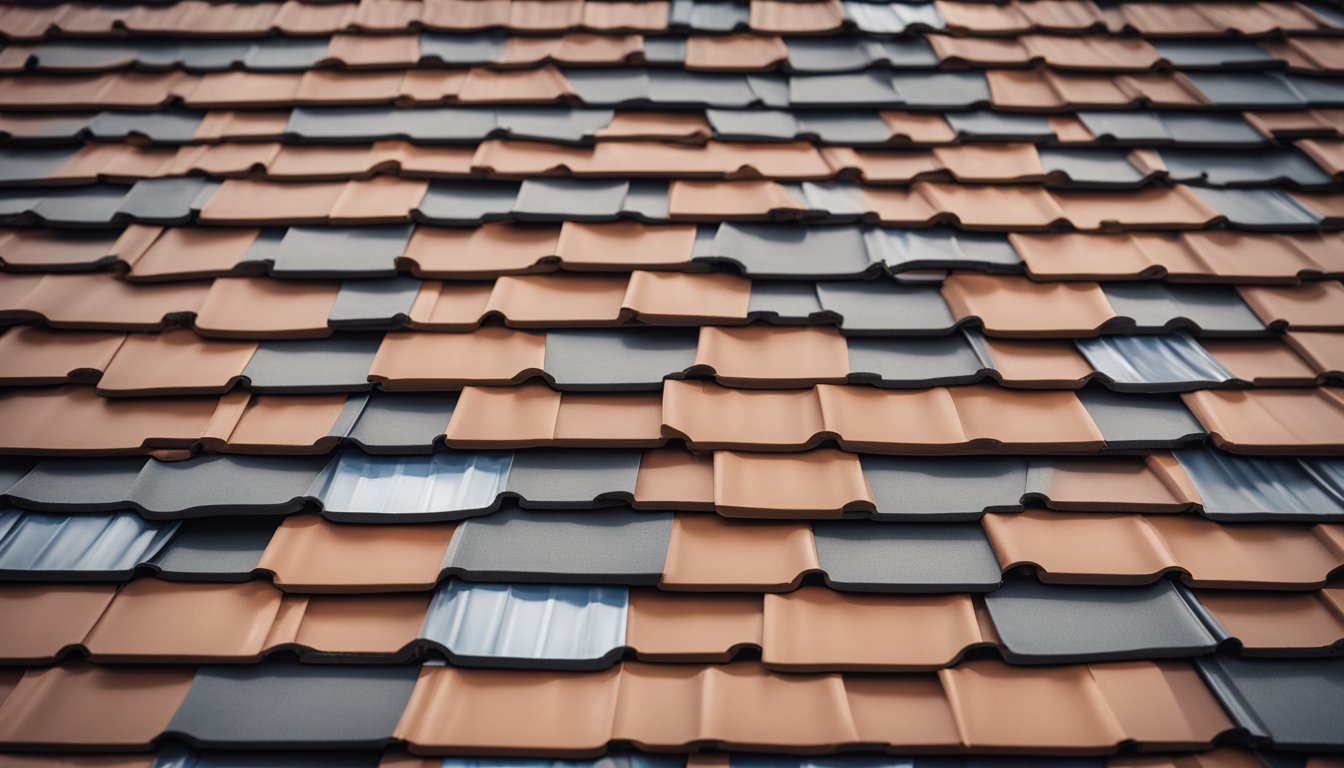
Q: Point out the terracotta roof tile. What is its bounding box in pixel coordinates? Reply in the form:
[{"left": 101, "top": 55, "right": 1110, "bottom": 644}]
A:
[
  {"left": 257, "top": 515, "right": 455, "bottom": 591},
  {"left": 879, "top": 111, "right": 958, "bottom": 143},
  {"left": 668, "top": 179, "right": 806, "bottom": 219},
  {"left": 1196, "top": 589, "right": 1344, "bottom": 651},
  {"left": 200, "top": 179, "right": 346, "bottom": 224},
  {"left": 1246, "top": 109, "right": 1344, "bottom": 139},
  {"left": 942, "top": 273, "right": 1116, "bottom": 336},
  {"left": 0, "top": 274, "right": 210, "bottom": 331},
  {"left": 458, "top": 66, "right": 575, "bottom": 103},
  {"left": 1182, "top": 388, "right": 1344, "bottom": 453},
  {"left": 369, "top": 327, "right": 544, "bottom": 387},
  {"left": 0, "top": 327, "right": 125, "bottom": 385},
  {"left": 272, "top": 0, "right": 358, "bottom": 33},
  {"left": 0, "top": 664, "right": 194, "bottom": 748},
  {"left": 596, "top": 111, "right": 713, "bottom": 140},
  {"left": 1200, "top": 339, "right": 1320, "bottom": 385},
  {"left": 0, "top": 585, "right": 116, "bottom": 662},
  {"left": 128, "top": 227, "right": 262, "bottom": 280},
  {"left": 632, "top": 447, "right": 716, "bottom": 510},
  {"left": 661, "top": 514, "right": 818, "bottom": 590},
  {"left": 686, "top": 33, "right": 789, "bottom": 70},
  {"left": 750, "top": 0, "right": 844, "bottom": 32},
  {"left": 291, "top": 593, "right": 428, "bottom": 655},
  {"left": 621, "top": 271, "right": 752, "bottom": 322},
  {"left": 1045, "top": 454, "right": 1202, "bottom": 512},
  {"left": 352, "top": 0, "right": 423, "bottom": 30},
  {"left": 935, "top": 1, "right": 1030, "bottom": 33},
  {"left": 1053, "top": 186, "right": 1219, "bottom": 229},
  {"left": 82, "top": 580, "right": 282, "bottom": 661},
  {"left": 444, "top": 383, "right": 663, "bottom": 448},
  {"left": 1287, "top": 330, "right": 1344, "bottom": 374},
  {"left": 555, "top": 221, "right": 696, "bottom": 266},
  {"left": 713, "top": 449, "right": 870, "bottom": 517},
  {"left": 980, "top": 337, "right": 1094, "bottom": 385},
  {"left": 194, "top": 277, "right": 339, "bottom": 339},
  {"left": 406, "top": 281, "right": 495, "bottom": 327},
  {"left": 985, "top": 510, "right": 1344, "bottom": 587},
  {"left": 404, "top": 223, "right": 560, "bottom": 276},
  {"left": 1014, "top": 231, "right": 1344, "bottom": 281},
  {"left": 186, "top": 72, "right": 302, "bottom": 108},
  {"left": 193, "top": 110, "right": 291, "bottom": 140},
  {"left": 0, "top": 385, "right": 220, "bottom": 453},
  {"left": 96, "top": 329, "right": 256, "bottom": 395},
  {"left": 582, "top": 0, "right": 668, "bottom": 30},
  {"left": 210, "top": 393, "right": 351, "bottom": 452},
  {"left": 1239, "top": 282, "right": 1344, "bottom": 330},
  {"left": 325, "top": 32, "right": 421, "bottom": 67},
  {"left": 695, "top": 325, "right": 850, "bottom": 385}
]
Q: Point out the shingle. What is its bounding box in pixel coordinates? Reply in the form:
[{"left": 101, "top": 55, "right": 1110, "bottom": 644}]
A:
[
  {"left": 642, "top": 36, "right": 687, "bottom": 65},
  {"left": 795, "top": 111, "right": 892, "bottom": 144},
  {"left": 671, "top": 0, "right": 751, "bottom": 32},
  {"left": 1, "top": 186, "right": 126, "bottom": 226},
  {"left": 1100, "top": 283, "right": 1266, "bottom": 335},
  {"left": 244, "top": 37, "right": 330, "bottom": 70},
  {"left": 88, "top": 110, "right": 203, "bottom": 142},
  {"left": 890, "top": 71, "right": 990, "bottom": 107},
  {"left": 1077, "top": 388, "right": 1207, "bottom": 448},
  {"left": 271, "top": 225, "right": 413, "bottom": 277},
  {"left": 241, "top": 336, "right": 380, "bottom": 393},
  {"left": 149, "top": 517, "right": 279, "bottom": 579},
  {"left": 1076, "top": 111, "right": 1262, "bottom": 145},
  {"left": 0, "top": 146, "right": 81, "bottom": 184},
  {"left": 859, "top": 456, "right": 1025, "bottom": 520},
  {"left": 1186, "top": 72, "right": 1309, "bottom": 107},
  {"left": 544, "top": 328, "right": 699, "bottom": 389},
  {"left": 985, "top": 579, "right": 1218, "bottom": 663},
  {"left": 417, "top": 180, "right": 521, "bottom": 223},
  {"left": 4, "top": 457, "right": 145, "bottom": 512},
  {"left": 344, "top": 391, "right": 457, "bottom": 453},
  {"left": 0, "top": 510, "right": 177, "bottom": 578},
  {"left": 945, "top": 110, "right": 1053, "bottom": 141},
  {"left": 745, "top": 281, "right": 824, "bottom": 320},
  {"left": 0, "top": 113, "right": 92, "bottom": 140},
  {"left": 707, "top": 223, "right": 872, "bottom": 277},
  {"left": 1151, "top": 39, "right": 1276, "bottom": 67},
  {"left": 513, "top": 178, "right": 630, "bottom": 220},
  {"left": 790, "top": 71, "right": 897, "bottom": 106},
  {"left": 652, "top": 70, "right": 782, "bottom": 107},
  {"left": 705, "top": 108, "right": 800, "bottom": 141},
  {"left": 327, "top": 277, "right": 421, "bottom": 328},
  {"left": 127, "top": 455, "right": 328, "bottom": 516},
  {"left": 811, "top": 521, "right": 1002, "bottom": 592},
  {"left": 288, "top": 106, "right": 492, "bottom": 142},
  {"left": 443, "top": 506, "right": 674, "bottom": 584},
  {"left": 116, "top": 178, "right": 219, "bottom": 225},
  {"left": 1076, "top": 334, "right": 1233, "bottom": 391},
  {"left": 784, "top": 37, "right": 937, "bottom": 72},
  {"left": 1174, "top": 448, "right": 1344, "bottom": 521},
  {"left": 815, "top": 281, "right": 957, "bottom": 334},
  {"left": 1159, "top": 149, "right": 1332, "bottom": 186},
  {"left": 563, "top": 68, "right": 652, "bottom": 104},
  {"left": 309, "top": 450, "right": 510, "bottom": 521},
  {"left": 846, "top": 334, "right": 991, "bottom": 387},
  {"left": 843, "top": 1, "right": 945, "bottom": 33},
  {"left": 165, "top": 661, "right": 420, "bottom": 748},
  {"left": 421, "top": 580, "right": 628, "bottom": 668},
  {"left": 1038, "top": 148, "right": 1145, "bottom": 186},
  {"left": 494, "top": 107, "right": 615, "bottom": 143},
  {"left": 418, "top": 31, "right": 508, "bottom": 64},
  {"left": 865, "top": 228, "right": 1020, "bottom": 271},
  {"left": 1197, "top": 656, "right": 1344, "bottom": 749},
  {"left": 1190, "top": 187, "right": 1324, "bottom": 228},
  {"left": 505, "top": 448, "right": 641, "bottom": 507}
]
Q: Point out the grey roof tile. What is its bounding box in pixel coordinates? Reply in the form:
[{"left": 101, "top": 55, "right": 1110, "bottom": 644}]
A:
[
  {"left": 1150, "top": 40, "right": 1276, "bottom": 67},
  {"left": 243, "top": 38, "right": 330, "bottom": 71},
  {"left": 309, "top": 450, "right": 510, "bottom": 521},
  {"left": 1197, "top": 656, "right": 1344, "bottom": 749},
  {"left": 1305, "top": 1, "right": 1344, "bottom": 27},
  {"left": 622, "top": 180, "right": 672, "bottom": 220},
  {"left": 417, "top": 180, "right": 521, "bottom": 223},
  {"left": 1076, "top": 111, "right": 1263, "bottom": 146},
  {"left": 514, "top": 178, "right": 630, "bottom": 220},
  {"left": 23, "top": 40, "right": 142, "bottom": 70},
  {"left": 1159, "top": 149, "right": 1332, "bottom": 186},
  {"left": 505, "top": 449, "right": 640, "bottom": 507},
  {"left": 747, "top": 282, "right": 825, "bottom": 320},
  {"left": 865, "top": 228, "right": 1020, "bottom": 271},
  {"left": 165, "top": 662, "right": 420, "bottom": 748},
  {"left": 986, "top": 579, "right": 1218, "bottom": 663},
  {"left": 1186, "top": 72, "right": 1310, "bottom": 108},
  {"left": 1038, "top": 148, "right": 1145, "bottom": 187},
  {"left": 287, "top": 106, "right": 493, "bottom": 142},
  {"left": 241, "top": 336, "right": 381, "bottom": 393},
  {"left": 1075, "top": 333, "right": 1233, "bottom": 391},
  {"left": 1100, "top": 283, "right": 1266, "bottom": 335},
  {"left": 544, "top": 328, "right": 698, "bottom": 389},
  {"left": 87, "top": 110, "right": 204, "bottom": 142},
  {"left": 564, "top": 69, "right": 651, "bottom": 104},
  {"left": 945, "top": 111, "right": 1054, "bottom": 141},
  {"left": 116, "top": 178, "right": 219, "bottom": 224},
  {"left": 0, "top": 146, "right": 81, "bottom": 184},
  {"left": 421, "top": 580, "right": 628, "bottom": 668},
  {"left": 707, "top": 223, "right": 874, "bottom": 277},
  {"left": 494, "top": 107, "right": 615, "bottom": 144},
  {"left": 0, "top": 112, "right": 91, "bottom": 140},
  {"left": 889, "top": 71, "right": 990, "bottom": 108},
  {"left": 234, "top": 228, "right": 286, "bottom": 272},
  {"left": 4, "top": 457, "right": 145, "bottom": 512},
  {"left": 816, "top": 281, "right": 957, "bottom": 334},
  {"left": 859, "top": 456, "right": 1025, "bottom": 520},
  {"left": 811, "top": 520, "right": 1002, "bottom": 592},
  {"left": 642, "top": 36, "right": 687, "bottom": 65},
  {"left": 1290, "top": 74, "right": 1344, "bottom": 105},
  {"left": 344, "top": 391, "right": 458, "bottom": 453},
  {"left": 1174, "top": 449, "right": 1344, "bottom": 522},
  {"left": 1190, "top": 187, "right": 1325, "bottom": 228},
  {"left": 1077, "top": 388, "right": 1207, "bottom": 448},
  {"left": 327, "top": 277, "right": 421, "bottom": 329},
  {"left": 271, "top": 225, "right": 413, "bottom": 277},
  {"left": 669, "top": 0, "right": 750, "bottom": 31},
  {"left": 418, "top": 31, "right": 508, "bottom": 64},
  {"left": 790, "top": 71, "right": 897, "bottom": 106},
  {"left": 843, "top": 0, "right": 945, "bottom": 33},
  {"left": 443, "top": 506, "right": 673, "bottom": 584},
  {"left": 0, "top": 509, "right": 177, "bottom": 578},
  {"left": 1, "top": 186, "right": 128, "bottom": 225},
  {"left": 149, "top": 517, "right": 279, "bottom": 579},
  {"left": 784, "top": 37, "right": 937, "bottom": 73},
  {"left": 846, "top": 333, "right": 991, "bottom": 387},
  {"left": 128, "top": 455, "right": 327, "bottom": 516},
  {"left": 795, "top": 112, "right": 893, "bottom": 144},
  {"left": 705, "top": 108, "right": 800, "bottom": 141},
  {"left": 0, "top": 461, "right": 32, "bottom": 497}
]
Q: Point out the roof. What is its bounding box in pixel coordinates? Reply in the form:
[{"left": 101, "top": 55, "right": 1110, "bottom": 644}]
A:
[{"left": 1, "top": 0, "right": 1344, "bottom": 764}]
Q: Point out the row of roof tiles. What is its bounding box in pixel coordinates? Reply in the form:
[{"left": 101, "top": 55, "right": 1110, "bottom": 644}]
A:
[
  {"left": 3, "top": 141, "right": 1341, "bottom": 188},
  {"left": 0, "top": 0, "right": 1339, "bottom": 37},
  {"left": 0, "top": 656, "right": 1340, "bottom": 751},
  {"left": 3, "top": 178, "right": 1342, "bottom": 229},
  {"left": 8, "top": 225, "right": 1344, "bottom": 283},
  {"left": 5, "top": 68, "right": 1344, "bottom": 109},
  {"left": 4, "top": 446, "right": 1343, "bottom": 521},
  {"left": 4, "top": 272, "right": 1340, "bottom": 337},
  {"left": 5, "top": 750, "right": 1340, "bottom": 768},
  {"left": 5, "top": 108, "right": 1317, "bottom": 147},
  {"left": 0, "top": 382, "right": 1342, "bottom": 454},
  {"left": 5, "top": 507, "right": 1343, "bottom": 589},
  {"left": 6, "top": 34, "right": 1344, "bottom": 75},
  {"left": 2, "top": 326, "right": 1341, "bottom": 394},
  {"left": 2, "top": 578, "right": 1342, "bottom": 666}
]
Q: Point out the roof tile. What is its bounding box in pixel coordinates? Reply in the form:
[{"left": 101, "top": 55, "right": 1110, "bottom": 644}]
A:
[
  {"left": 1182, "top": 388, "right": 1344, "bottom": 453},
  {"left": 257, "top": 515, "right": 455, "bottom": 591},
  {"left": 0, "top": 664, "right": 194, "bottom": 748}
]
